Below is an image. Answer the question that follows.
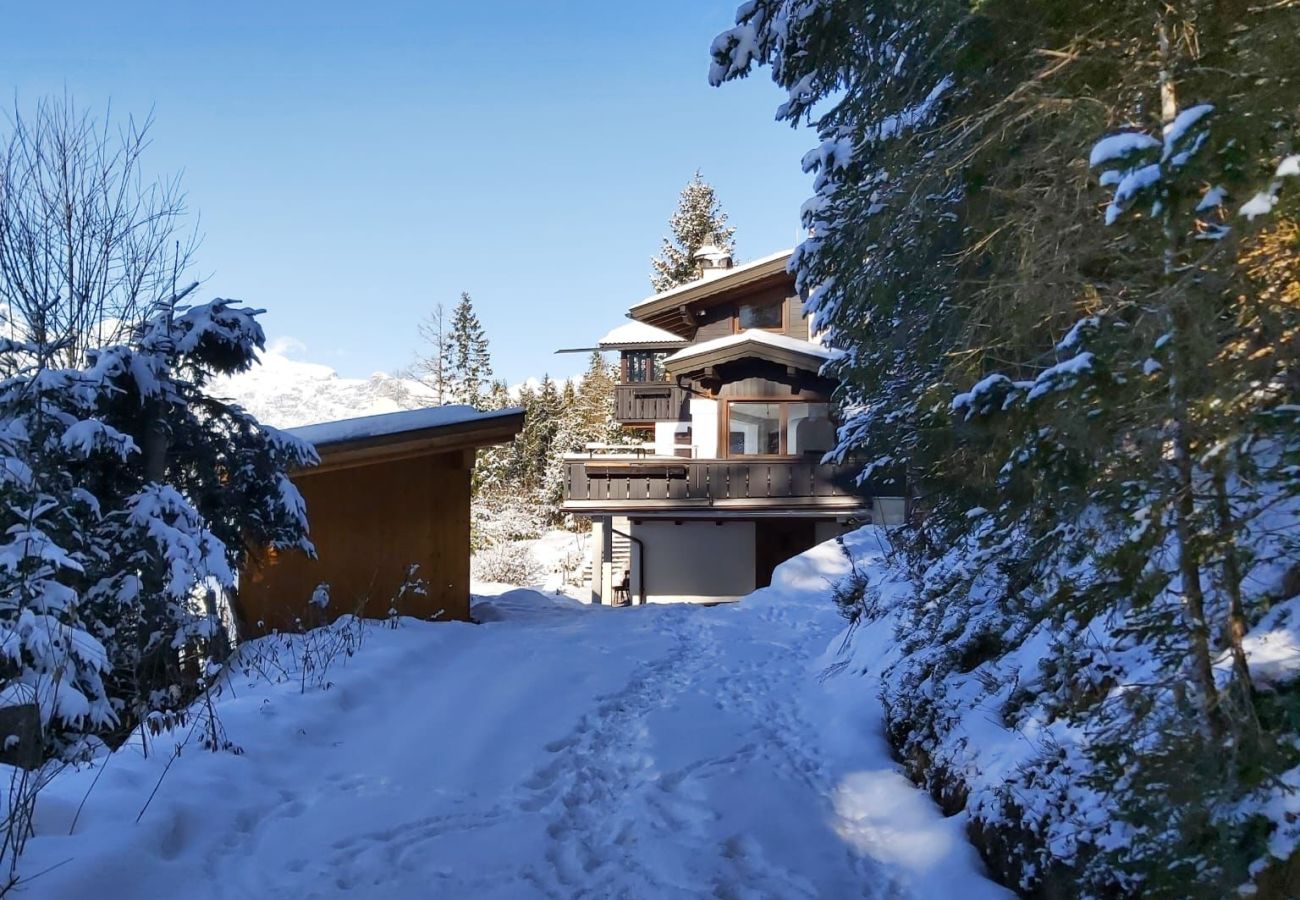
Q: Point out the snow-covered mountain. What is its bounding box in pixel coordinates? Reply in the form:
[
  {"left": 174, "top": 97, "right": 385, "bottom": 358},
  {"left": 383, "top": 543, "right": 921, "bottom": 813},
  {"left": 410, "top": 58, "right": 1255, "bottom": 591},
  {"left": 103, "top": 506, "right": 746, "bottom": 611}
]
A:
[
  {"left": 216, "top": 338, "right": 584, "bottom": 429},
  {"left": 214, "top": 339, "right": 438, "bottom": 429}
]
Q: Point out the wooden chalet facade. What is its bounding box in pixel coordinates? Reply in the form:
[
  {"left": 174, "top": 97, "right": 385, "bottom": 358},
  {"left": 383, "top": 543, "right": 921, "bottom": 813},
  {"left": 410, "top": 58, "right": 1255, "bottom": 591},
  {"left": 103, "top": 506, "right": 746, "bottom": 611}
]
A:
[
  {"left": 563, "top": 247, "right": 904, "bottom": 606},
  {"left": 237, "top": 406, "right": 525, "bottom": 634}
]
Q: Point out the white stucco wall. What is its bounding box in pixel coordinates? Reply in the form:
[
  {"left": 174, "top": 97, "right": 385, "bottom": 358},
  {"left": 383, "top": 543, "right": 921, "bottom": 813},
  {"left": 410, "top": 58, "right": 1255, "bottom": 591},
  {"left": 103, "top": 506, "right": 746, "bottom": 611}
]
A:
[
  {"left": 688, "top": 398, "right": 718, "bottom": 458},
  {"left": 873, "top": 497, "right": 907, "bottom": 526},
  {"left": 815, "top": 519, "right": 852, "bottom": 545},
  {"left": 653, "top": 422, "right": 679, "bottom": 457},
  {"left": 630, "top": 519, "right": 755, "bottom": 603}
]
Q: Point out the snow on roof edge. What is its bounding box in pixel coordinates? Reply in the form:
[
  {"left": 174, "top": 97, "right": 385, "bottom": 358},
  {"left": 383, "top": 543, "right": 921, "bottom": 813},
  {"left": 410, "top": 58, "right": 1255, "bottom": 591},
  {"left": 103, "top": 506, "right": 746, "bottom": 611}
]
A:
[
  {"left": 596, "top": 320, "right": 688, "bottom": 347},
  {"left": 629, "top": 249, "right": 793, "bottom": 313},
  {"left": 287, "top": 405, "right": 524, "bottom": 448},
  {"left": 664, "top": 329, "right": 834, "bottom": 365}
]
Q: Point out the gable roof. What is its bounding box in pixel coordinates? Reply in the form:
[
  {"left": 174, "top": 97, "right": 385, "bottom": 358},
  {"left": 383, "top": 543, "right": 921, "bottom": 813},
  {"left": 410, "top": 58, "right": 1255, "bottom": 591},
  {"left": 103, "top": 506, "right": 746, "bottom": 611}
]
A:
[
  {"left": 596, "top": 320, "right": 688, "bottom": 349},
  {"left": 288, "top": 405, "right": 525, "bottom": 474},
  {"left": 628, "top": 250, "right": 794, "bottom": 334},
  {"left": 663, "top": 330, "right": 835, "bottom": 376}
]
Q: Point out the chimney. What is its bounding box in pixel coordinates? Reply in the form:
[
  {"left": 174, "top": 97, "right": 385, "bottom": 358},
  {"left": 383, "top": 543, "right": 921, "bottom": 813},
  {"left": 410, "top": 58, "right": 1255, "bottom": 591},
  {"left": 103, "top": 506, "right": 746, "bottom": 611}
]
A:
[{"left": 693, "top": 241, "right": 733, "bottom": 281}]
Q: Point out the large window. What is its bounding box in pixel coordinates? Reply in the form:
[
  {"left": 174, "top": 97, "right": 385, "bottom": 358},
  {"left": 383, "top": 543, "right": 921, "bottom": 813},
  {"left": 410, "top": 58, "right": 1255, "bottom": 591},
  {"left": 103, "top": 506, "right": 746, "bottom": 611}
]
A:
[
  {"left": 725, "top": 401, "right": 832, "bottom": 457},
  {"left": 624, "top": 351, "right": 666, "bottom": 383},
  {"left": 727, "top": 402, "right": 782, "bottom": 456},
  {"left": 737, "top": 300, "right": 783, "bottom": 331}
]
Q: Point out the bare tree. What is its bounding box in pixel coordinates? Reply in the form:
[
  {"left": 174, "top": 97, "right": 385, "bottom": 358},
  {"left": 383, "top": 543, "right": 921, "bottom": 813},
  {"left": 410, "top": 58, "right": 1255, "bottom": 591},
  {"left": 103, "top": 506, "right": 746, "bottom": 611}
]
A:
[
  {"left": 409, "top": 302, "right": 455, "bottom": 403},
  {"left": 0, "top": 93, "right": 198, "bottom": 369}
]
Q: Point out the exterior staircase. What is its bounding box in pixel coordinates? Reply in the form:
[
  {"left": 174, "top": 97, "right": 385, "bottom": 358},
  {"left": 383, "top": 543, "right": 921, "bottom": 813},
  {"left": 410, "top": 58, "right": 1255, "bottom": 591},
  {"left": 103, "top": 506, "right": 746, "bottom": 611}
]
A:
[{"left": 577, "top": 527, "right": 633, "bottom": 604}]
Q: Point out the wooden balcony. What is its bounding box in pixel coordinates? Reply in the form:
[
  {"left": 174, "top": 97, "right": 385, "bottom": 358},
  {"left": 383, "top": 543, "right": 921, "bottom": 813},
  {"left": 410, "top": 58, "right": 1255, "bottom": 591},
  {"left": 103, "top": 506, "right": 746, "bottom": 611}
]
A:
[
  {"left": 562, "top": 456, "right": 895, "bottom": 514},
  {"left": 614, "top": 382, "right": 689, "bottom": 423}
]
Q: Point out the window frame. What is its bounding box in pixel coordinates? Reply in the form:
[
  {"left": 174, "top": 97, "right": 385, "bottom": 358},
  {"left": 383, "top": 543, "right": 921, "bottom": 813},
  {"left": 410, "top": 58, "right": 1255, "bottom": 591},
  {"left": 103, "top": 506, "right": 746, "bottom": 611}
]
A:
[
  {"left": 733, "top": 298, "right": 786, "bottom": 334},
  {"left": 720, "top": 398, "right": 833, "bottom": 459},
  {"left": 621, "top": 350, "right": 668, "bottom": 384},
  {"left": 723, "top": 400, "right": 785, "bottom": 457}
]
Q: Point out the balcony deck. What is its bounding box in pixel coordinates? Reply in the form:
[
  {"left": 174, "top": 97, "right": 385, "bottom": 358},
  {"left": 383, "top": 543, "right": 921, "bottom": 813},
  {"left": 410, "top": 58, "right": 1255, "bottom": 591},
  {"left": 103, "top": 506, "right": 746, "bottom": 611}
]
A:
[{"left": 561, "top": 455, "right": 892, "bottom": 515}]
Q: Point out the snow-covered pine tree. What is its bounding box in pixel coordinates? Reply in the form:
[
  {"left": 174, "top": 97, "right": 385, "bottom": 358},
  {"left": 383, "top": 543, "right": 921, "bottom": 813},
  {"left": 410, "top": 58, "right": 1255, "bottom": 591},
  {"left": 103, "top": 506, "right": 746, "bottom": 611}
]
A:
[
  {"left": 0, "top": 298, "right": 315, "bottom": 762},
  {"left": 573, "top": 351, "right": 620, "bottom": 446},
  {"left": 649, "top": 171, "right": 737, "bottom": 292},
  {"left": 539, "top": 381, "right": 580, "bottom": 522},
  {"left": 449, "top": 292, "right": 492, "bottom": 408},
  {"left": 471, "top": 378, "right": 546, "bottom": 549},
  {"left": 411, "top": 303, "right": 456, "bottom": 404},
  {"left": 712, "top": 0, "right": 1299, "bottom": 895}
]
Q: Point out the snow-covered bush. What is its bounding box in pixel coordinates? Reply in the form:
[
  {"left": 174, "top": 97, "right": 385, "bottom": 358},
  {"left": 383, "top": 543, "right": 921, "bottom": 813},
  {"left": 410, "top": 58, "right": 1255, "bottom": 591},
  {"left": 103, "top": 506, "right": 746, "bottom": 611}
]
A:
[
  {"left": 472, "top": 542, "right": 542, "bottom": 587},
  {"left": 470, "top": 491, "right": 545, "bottom": 552}
]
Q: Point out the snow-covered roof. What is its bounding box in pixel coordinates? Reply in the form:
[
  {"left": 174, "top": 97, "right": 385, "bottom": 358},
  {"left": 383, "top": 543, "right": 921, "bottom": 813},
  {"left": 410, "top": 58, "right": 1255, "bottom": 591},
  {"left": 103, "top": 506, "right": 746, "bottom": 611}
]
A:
[
  {"left": 288, "top": 405, "right": 524, "bottom": 448},
  {"left": 596, "top": 321, "right": 688, "bottom": 348},
  {"left": 629, "top": 249, "right": 793, "bottom": 315},
  {"left": 664, "top": 330, "right": 834, "bottom": 366}
]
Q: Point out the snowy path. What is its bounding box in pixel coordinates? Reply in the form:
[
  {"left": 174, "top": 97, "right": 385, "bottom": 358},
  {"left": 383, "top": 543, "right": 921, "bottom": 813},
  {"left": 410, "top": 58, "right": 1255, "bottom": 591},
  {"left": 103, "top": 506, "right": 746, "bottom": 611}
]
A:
[{"left": 25, "top": 540, "right": 1009, "bottom": 899}]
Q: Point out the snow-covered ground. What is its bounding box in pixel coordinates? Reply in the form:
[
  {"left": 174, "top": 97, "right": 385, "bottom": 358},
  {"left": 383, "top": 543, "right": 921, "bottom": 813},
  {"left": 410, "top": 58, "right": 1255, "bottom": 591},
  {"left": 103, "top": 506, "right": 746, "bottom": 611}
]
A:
[{"left": 19, "top": 530, "right": 1009, "bottom": 899}]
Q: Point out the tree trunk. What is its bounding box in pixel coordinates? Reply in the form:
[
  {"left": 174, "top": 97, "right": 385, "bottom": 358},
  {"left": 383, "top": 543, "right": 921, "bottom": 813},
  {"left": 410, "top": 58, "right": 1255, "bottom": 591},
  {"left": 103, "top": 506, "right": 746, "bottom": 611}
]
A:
[
  {"left": 1213, "top": 466, "right": 1258, "bottom": 722},
  {"left": 1159, "top": 15, "right": 1222, "bottom": 737}
]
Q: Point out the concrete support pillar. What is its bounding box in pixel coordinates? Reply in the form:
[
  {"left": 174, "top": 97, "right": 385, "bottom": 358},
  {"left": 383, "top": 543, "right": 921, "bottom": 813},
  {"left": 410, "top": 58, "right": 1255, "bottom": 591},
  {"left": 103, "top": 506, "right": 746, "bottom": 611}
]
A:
[{"left": 590, "top": 516, "right": 612, "bottom": 605}]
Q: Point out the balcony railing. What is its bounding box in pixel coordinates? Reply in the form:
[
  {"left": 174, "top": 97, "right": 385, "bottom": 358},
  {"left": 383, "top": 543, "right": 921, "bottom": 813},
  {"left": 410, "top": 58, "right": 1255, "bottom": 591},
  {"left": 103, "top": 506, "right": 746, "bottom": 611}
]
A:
[
  {"left": 561, "top": 455, "right": 893, "bottom": 513},
  {"left": 614, "top": 382, "right": 689, "bottom": 423}
]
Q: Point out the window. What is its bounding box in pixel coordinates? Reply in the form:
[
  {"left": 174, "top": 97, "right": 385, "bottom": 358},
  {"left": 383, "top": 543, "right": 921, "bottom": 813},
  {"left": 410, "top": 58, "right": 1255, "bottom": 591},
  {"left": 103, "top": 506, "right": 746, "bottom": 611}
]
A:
[
  {"left": 727, "top": 402, "right": 782, "bottom": 456},
  {"left": 787, "top": 403, "right": 834, "bottom": 455},
  {"left": 737, "top": 300, "right": 783, "bottom": 331},
  {"left": 624, "top": 351, "right": 666, "bottom": 383},
  {"left": 725, "top": 401, "right": 831, "bottom": 457}
]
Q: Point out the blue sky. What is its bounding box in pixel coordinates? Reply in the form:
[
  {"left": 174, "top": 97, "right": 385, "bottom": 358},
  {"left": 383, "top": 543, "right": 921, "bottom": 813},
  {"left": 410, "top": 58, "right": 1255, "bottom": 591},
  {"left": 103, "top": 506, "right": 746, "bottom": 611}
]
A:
[{"left": 2, "top": 2, "right": 811, "bottom": 385}]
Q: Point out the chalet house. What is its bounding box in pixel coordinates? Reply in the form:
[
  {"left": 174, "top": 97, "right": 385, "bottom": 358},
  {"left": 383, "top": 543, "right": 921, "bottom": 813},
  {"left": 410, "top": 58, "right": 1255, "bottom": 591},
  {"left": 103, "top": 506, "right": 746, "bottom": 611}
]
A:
[
  {"left": 237, "top": 405, "right": 525, "bottom": 634},
  {"left": 563, "top": 247, "right": 904, "bottom": 605}
]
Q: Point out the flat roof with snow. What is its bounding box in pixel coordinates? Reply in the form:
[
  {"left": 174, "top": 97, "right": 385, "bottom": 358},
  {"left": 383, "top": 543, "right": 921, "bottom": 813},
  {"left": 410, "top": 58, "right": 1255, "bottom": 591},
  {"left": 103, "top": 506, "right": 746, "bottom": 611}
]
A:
[{"left": 288, "top": 405, "right": 525, "bottom": 473}]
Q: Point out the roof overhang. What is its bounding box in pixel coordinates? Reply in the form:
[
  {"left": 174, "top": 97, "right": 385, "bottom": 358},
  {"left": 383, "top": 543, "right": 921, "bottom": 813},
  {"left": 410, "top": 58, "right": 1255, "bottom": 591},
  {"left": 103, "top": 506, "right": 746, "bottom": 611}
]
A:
[
  {"left": 560, "top": 497, "right": 868, "bottom": 516},
  {"left": 664, "top": 333, "right": 832, "bottom": 378},
  {"left": 628, "top": 250, "right": 795, "bottom": 335},
  {"left": 596, "top": 320, "right": 689, "bottom": 352},
  {"left": 289, "top": 407, "right": 525, "bottom": 476}
]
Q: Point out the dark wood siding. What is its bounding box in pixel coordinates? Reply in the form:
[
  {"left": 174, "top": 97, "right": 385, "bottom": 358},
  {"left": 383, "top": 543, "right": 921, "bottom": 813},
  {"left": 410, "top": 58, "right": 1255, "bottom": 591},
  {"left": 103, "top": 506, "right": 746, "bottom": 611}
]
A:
[
  {"left": 785, "top": 291, "right": 809, "bottom": 340},
  {"left": 695, "top": 304, "right": 734, "bottom": 341},
  {"left": 715, "top": 361, "right": 834, "bottom": 400},
  {"left": 614, "top": 383, "right": 690, "bottom": 422},
  {"left": 563, "top": 457, "right": 898, "bottom": 510}
]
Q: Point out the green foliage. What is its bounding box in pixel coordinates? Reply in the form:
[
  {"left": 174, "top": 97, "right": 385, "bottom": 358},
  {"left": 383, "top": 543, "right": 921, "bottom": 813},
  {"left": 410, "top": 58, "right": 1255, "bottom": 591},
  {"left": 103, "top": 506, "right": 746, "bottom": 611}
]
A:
[
  {"left": 649, "top": 171, "right": 737, "bottom": 292},
  {"left": 449, "top": 292, "right": 492, "bottom": 408},
  {"left": 714, "top": 0, "right": 1300, "bottom": 894}
]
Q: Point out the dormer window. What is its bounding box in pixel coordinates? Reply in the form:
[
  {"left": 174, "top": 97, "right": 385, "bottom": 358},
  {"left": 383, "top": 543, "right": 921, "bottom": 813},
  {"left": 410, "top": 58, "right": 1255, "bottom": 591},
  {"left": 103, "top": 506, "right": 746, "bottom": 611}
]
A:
[{"left": 736, "top": 300, "right": 783, "bottom": 332}]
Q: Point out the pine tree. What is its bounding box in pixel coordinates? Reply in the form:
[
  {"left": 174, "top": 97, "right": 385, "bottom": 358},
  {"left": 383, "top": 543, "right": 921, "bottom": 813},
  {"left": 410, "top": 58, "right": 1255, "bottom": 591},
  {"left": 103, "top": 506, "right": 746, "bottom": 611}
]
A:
[
  {"left": 712, "top": 0, "right": 1299, "bottom": 895},
  {"left": 649, "top": 171, "right": 737, "bottom": 292},
  {"left": 0, "top": 297, "right": 314, "bottom": 763},
  {"left": 411, "top": 303, "right": 455, "bottom": 403},
  {"left": 448, "top": 292, "right": 492, "bottom": 408},
  {"left": 572, "top": 351, "right": 620, "bottom": 445}
]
